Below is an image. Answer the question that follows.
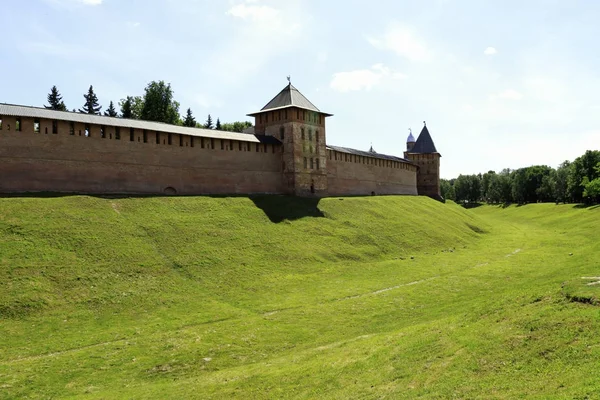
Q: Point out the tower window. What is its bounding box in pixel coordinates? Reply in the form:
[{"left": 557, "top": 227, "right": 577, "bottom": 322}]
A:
[
  {"left": 143, "top": 130, "right": 148, "bottom": 143},
  {"left": 310, "top": 158, "right": 314, "bottom": 169},
  {"left": 15, "top": 118, "right": 21, "bottom": 132},
  {"left": 85, "top": 124, "right": 90, "bottom": 137},
  {"left": 168, "top": 133, "right": 173, "bottom": 145},
  {"left": 101, "top": 126, "right": 106, "bottom": 138},
  {"left": 301, "top": 128, "right": 305, "bottom": 140},
  {"left": 280, "top": 127, "right": 284, "bottom": 140},
  {"left": 34, "top": 119, "right": 40, "bottom": 133},
  {"left": 191, "top": 136, "right": 194, "bottom": 148},
  {"left": 180, "top": 135, "right": 183, "bottom": 147},
  {"left": 130, "top": 128, "right": 135, "bottom": 141},
  {"left": 230, "top": 140, "right": 234, "bottom": 150},
  {"left": 210, "top": 138, "right": 214, "bottom": 149},
  {"left": 0, "top": 116, "right": 3, "bottom": 130},
  {"left": 156, "top": 132, "right": 160, "bottom": 144},
  {"left": 316, "top": 158, "right": 320, "bottom": 170},
  {"left": 115, "top": 127, "right": 120, "bottom": 140},
  {"left": 52, "top": 120, "right": 58, "bottom": 134},
  {"left": 221, "top": 139, "right": 224, "bottom": 150},
  {"left": 69, "top": 121, "right": 75, "bottom": 135},
  {"left": 284, "top": 109, "right": 288, "bottom": 119},
  {"left": 239, "top": 141, "right": 242, "bottom": 151}
]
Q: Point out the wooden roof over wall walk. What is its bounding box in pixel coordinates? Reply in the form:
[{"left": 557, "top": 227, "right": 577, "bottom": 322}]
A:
[{"left": 0, "top": 103, "right": 281, "bottom": 144}]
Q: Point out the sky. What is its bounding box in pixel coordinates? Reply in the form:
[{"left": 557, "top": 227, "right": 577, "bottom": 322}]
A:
[{"left": 1, "top": 0, "right": 599, "bottom": 178}]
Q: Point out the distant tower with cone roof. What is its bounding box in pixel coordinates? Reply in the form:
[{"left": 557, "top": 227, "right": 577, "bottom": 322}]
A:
[
  {"left": 406, "top": 129, "right": 416, "bottom": 152},
  {"left": 404, "top": 122, "right": 442, "bottom": 200}
]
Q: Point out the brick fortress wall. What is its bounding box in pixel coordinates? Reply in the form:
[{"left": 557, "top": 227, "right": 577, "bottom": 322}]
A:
[
  {"left": 0, "top": 116, "right": 285, "bottom": 195},
  {"left": 326, "top": 149, "right": 418, "bottom": 196}
]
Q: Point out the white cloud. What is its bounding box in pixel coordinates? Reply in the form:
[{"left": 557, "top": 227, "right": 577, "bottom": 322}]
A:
[
  {"left": 206, "top": 2, "right": 304, "bottom": 82},
  {"left": 227, "top": 3, "right": 279, "bottom": 22},
  {"left": 330, "top": 64, "right": 407, "bottom": 92},
  {"left": 367, "top": 24, "right": 431, "bottom": 62},
  {"left": 43, "top": 0, "right": 102, "bottom": 7},
  {"left": 484, "top": 47, "right": 497, "bottom": 55},
  {"left": 495, "top": 89, "right": 523, "bottom": 100}
]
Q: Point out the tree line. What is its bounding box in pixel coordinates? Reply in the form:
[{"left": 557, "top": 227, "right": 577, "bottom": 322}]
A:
[
  {"left": 44, "top": 83, "right": 253, "bottom": 133},
  {"left": 441, "top": 150, "right": 600, "bottom": 205}
]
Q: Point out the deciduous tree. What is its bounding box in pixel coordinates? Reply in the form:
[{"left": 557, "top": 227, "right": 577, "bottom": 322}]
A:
[
  {"left": 140, "top": 81, "right": 180, "bottom": 125},
  {"left": 119, "top": 96, "right": 144, "bottom": 119},
  {"left": 220, "top": 121, "right": 253, "bottom": 133}
]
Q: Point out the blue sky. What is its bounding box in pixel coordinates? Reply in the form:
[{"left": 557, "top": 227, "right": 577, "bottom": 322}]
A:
[{"left": 1, "top": 0, "right": 599, "bottom": 178}]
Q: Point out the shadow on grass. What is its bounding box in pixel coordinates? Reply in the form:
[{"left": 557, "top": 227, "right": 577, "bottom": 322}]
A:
[
  {"left": 572, "top": 203, "right": 600, "bottom": 210},
  {"left": 0, "top": 192, "right": 326, "bottom": 223},
  {"left": 461, "top": 202, "right": 484, "bottom": 209},
  {"left": 250, "top": 195, "right": 325, "bottom": 223}
]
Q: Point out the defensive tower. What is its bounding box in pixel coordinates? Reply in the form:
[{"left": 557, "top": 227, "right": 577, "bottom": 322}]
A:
[
  {"left": 404, "top": 122, "right": 442, "bottom": 200},
  {"left": 249, "top": 81, "right": 332, "bottom": 196}
]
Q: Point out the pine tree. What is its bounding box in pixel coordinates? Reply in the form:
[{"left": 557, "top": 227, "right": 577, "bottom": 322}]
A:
[
  {"left": 45, "top": 86, "right": 67, "bottom": 111},
  {"left": 183, "top": 108, "right": 196, "bottom": 127},
  {"left": 215, "top": 118, "right": 222, "bottom": 130},
  {"left": 120, "top": 97, "right": 133, "bottom": 118},
  {"left": 104, "top": 101, "right": 118, "bottom": 117},
  {"left": 78, "top": 85, "right": 102, "bottom": 115},
  {"left": 204, "top": 114, "right": 214, "bottom": 129}
]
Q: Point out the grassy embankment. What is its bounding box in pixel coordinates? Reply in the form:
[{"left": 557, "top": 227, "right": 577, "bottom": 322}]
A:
[{"left": 0, "top": 195, "right": 599, "bottom": 399}]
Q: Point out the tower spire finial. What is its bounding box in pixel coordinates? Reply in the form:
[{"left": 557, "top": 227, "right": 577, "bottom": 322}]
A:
[
  {"left": 287, "top": 75, "right": 291, "bottom": 84},
  {"left": 423, "top": 121, "right": 426, "bottom": 127}
]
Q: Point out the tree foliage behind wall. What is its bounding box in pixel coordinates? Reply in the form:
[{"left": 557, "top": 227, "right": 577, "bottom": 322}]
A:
[
  {"left": 140, "top": 81, "right": 180, "bottom": 125},
  {"left": 220, "top": 121, "right": 253, "bottom": 133},
  {"left": 444, "top": 150, "right": 600, "bottom": 205},
  {"left": 79, "top": 85, "right": 102, "bottom": 115},
  {"left": 45, "top": 86, "right": 67, "bottom": 111}
]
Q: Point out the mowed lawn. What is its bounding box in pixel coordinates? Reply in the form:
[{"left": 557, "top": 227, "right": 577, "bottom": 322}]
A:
[{"left": 0, "top": 196, "right": 599, "bottom": 399}]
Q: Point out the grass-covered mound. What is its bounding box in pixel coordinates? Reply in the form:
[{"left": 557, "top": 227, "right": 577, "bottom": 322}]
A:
[{"left": 0, "top": 196, "right": 598, "bottom": 399}]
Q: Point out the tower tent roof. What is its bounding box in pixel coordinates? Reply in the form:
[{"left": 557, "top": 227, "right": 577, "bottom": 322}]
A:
[
  {"left": 408, "top": 125, "right": 439, "bottom": 154},
  {"left": 248, "top": 83, "right": 333, "bottom": 116},
  {"left": 407, "top": 131, "right": 416, "bottom": 143}
]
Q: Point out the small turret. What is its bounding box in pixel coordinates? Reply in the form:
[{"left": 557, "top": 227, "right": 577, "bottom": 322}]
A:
[{"left": 406, "top": 128, "right": 416, "bottom": 152}]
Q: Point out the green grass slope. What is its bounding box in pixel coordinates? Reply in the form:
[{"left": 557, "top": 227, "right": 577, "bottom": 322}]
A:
[{"left": 0, "top": 196, "right": 598, "bottom": 399}]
